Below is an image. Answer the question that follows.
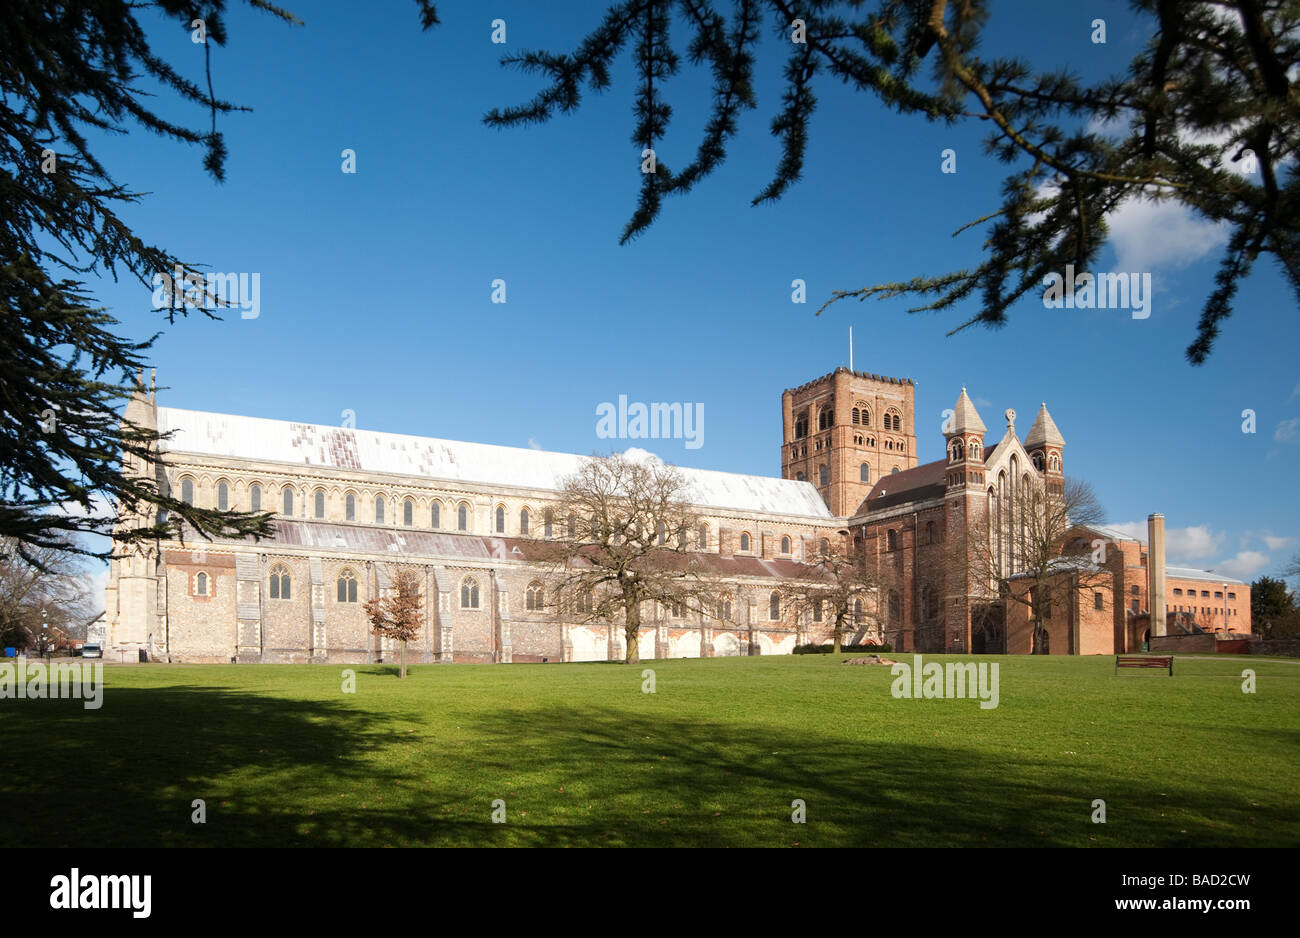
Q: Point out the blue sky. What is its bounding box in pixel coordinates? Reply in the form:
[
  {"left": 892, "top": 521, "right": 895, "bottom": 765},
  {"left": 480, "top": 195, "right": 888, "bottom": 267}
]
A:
[{"left": 78, "top": 0, "right": 1298, "bottom": 583}]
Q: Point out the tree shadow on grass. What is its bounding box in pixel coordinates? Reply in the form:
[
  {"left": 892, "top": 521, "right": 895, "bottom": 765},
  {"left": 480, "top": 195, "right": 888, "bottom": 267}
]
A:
[{"left": 3, "top": 690, "right": 1295, "bottom": 847}]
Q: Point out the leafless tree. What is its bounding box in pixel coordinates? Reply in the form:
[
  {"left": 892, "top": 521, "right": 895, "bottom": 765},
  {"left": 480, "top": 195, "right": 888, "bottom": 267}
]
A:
[
  {"left": 0, "top": 538, "right": 97, "bottom": 652},
  {"left": 534, "top": 453, "right": 721, "bottom": 664},
  {"left": 964, "top": 475, "right": 1106, "bottom": 654},
  {"left": 781, "top": 540, "right": 884, "bottom": 653}
]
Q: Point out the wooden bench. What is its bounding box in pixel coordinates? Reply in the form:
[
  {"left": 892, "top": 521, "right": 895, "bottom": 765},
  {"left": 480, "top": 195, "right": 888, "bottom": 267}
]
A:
[{"left": 1115, "top": 655, "right": 1173, "bottom": 676}]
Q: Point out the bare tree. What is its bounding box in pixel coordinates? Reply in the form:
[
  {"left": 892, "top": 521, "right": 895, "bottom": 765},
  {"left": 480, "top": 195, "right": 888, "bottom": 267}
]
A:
[
  {"left": 363, "top": 567, "right": 423, "bottom": 678},
  {"left": 964, "top": 475, "right": 1106, "bottom": 654},
  {"left": 0, "top": 538, "right": 97, "bottom": 652},
  {"left": 535, "top": 453, "right": 720, "bottom": 665},
  {"left": 781, "top": 540, "right": 884, "bottom": 653}
]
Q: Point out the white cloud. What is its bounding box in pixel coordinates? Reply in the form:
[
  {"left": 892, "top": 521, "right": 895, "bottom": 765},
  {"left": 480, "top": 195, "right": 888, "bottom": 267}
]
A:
[
  {"left": 974, "top": 397, "right": 992, "bottom": 408},
  {"left": 1288, "top": 382, "right": 1300, "bottom": 400},
  {"left": 621, "top": 447, "right": 663, "bottom": 464},
  {"left": 1213, "top": 550, "right": 1271, "bottom": 580},
  {"left": 1106, "top": 521, "right": 1223, "bottom": 561},
  {"left": 1104, "top": 196, "right": 1230, "bottom": 273},
  {"left": 1274, "top": 418, "right": 1300, "bottom": 443},
  {"left": 527, "top": 437, "right": 542, "bottom": 451}
]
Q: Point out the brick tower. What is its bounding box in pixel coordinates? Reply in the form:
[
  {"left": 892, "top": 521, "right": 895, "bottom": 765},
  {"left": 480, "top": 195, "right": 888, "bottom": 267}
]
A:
[
  {"left": 781, "top": 368, "right": 917, "bottom": 516},
  {"left": 943, "top": 388, "right": 989, "bottom": 652}
]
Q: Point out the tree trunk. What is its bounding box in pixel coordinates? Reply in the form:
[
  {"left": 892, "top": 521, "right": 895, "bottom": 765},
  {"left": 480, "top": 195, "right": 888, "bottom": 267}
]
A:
[
  {"left": 624, "top": 597, "right": 640, "bottom": 664},
  {"left": 833, "top": 613, "right": 843, "bottom": 654},
  {"left": 400, "top": 638, "right": 407, "bottom": 678}
]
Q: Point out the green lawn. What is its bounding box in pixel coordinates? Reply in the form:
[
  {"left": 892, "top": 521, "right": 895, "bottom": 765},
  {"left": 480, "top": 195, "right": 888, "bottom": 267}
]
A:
[{"left": 3, "top": 654, "right": 1296, "bottom": 847}]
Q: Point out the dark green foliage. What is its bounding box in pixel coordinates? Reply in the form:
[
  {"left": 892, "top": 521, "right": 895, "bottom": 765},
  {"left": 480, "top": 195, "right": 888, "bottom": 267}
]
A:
[
  {"left": 484, "top": 1, "right": 1300, "bottom": 363},
  {"left": 792, "top": 642, "right": 893, "bottom": 654},
  {"left": 0, "top": 1, "right": 438, "bottom": 564}
]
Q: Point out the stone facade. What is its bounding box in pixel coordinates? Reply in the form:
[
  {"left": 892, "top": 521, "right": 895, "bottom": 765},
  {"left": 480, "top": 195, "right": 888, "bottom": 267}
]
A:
[{"left": 105, "top": 367, "right": 1251, "bottom": 662}]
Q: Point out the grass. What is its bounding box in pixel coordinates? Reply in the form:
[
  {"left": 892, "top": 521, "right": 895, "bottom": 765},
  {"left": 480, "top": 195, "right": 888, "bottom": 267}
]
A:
[{"left": 2, "top": 653, "right": 1296, "bottom": 847}]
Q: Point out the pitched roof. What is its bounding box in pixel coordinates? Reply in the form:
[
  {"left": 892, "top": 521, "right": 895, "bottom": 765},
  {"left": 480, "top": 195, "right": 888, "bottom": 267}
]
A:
[
  {"left": 854, "top": 458, "right": 948, "bottom": 514},
  {"left": 156, "top": 407, "right": 834, "bottom": 520},
  {"left": 1024, "top": 403, "right": 1065, "bottom": 448},
  {"left": 948, "top": 388, "right": 987, "bottom": 435}
]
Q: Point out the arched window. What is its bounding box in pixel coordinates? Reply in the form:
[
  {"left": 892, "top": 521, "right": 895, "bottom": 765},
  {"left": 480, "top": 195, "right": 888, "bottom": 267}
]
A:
[
  {"left": 852, "top": 408, "right": 860, "bottom": 424},
  {"left": 970, "top": 441, "right": 981, "bottom": 459},
  {"left": 819, "top": 464, "right": 829, "bottom": 486},
  {"left": 820, "top": 538, "right": 830, "bottom": 556},
  {"left": 195, "top": 572, "right": 208, "bottom": 596},
  {"left": 780, "top": 535, "right": 791, "bottom": 554},
  {"left": 1049, "top": 453, "right": 1061, "bottom": 471},
  {"left": 461, "top": 577, "right": 480, "bottom": 609},
  {"left": 431, "top": 501, "right": 441, "bottom": 528},
  {"left": 887, "top": 529, "right": 898, "bottom": 551},
  {"left": 794, "top": 414, "right": 808, "bottom": 438},
  {"left": 375, "top": 495, "right": 385, "bottom": 524},
  {"left": 250, "top": 483, "right": 261, "bottom": 512},
  {"left": 544, "top": 510, "right": 554, "bottom": 539},
  {"left": 270, "top": 564, "right": 291, "bottom": 600},
  {"left": 853, "top": 598, "right": 863, "bottom": 623},
  {"left": 740, "top": 532, "right": 751, "bottom": 552},
  {"left": 769, "top": 591, "right": 781, "bottom": 621},
  {"left": 282, "top": 486, "right": 294, "bottom": 516},
  {"left": 520, "top": 508, "right": 530, "bottom": 535},
  {"left": 576, "top": 590, "right": 594, "bottom": 614},
  {"left": 314, "top": 490, "right": 326, "bottom": 519},
  {"left": 860, "top": 463, "right": 870, "bottom": 483},
  {"left": 337, "top": 568, "right": 358, "bottom": 603},
  {"left": 217, "top": 482, "right": 229, "bottom": 511},
  {"left": 717, "top": 599, "right": 733, "bottom": 620},
  {"left": 859, "top": 407, "right": 871, "bottom": 427},
  {"left": 891, "top": 467, "right": 899, "bottom": 474},
  {"left": 345, "top": 493, "right": 356, "bottom": 521},
  {"left": 404, "top": 498, "right": 414, "bottom": 526},
  {"left": 495, "top": 505, "right": 506, "bottom": 533},
  {"left": 951, "top": 441, "right": 964, "bottom": 462},
  {"left": 458, "top": 503, "right": 469, "bottom": 531},
  {"left": 818, "top": 407, "right": 834, "bottom": 430},
  {"left": 796, "top": 472, "right": 805, "bottom": 482},
  {"left": 525, "top": 581, "right": 543, "bottom": 611},
  {"left": 180, "top": 478, "right": 194, "bottom": 505}
]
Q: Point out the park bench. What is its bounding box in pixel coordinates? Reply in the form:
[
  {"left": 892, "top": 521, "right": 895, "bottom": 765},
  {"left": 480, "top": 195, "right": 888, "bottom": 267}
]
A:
[{"left": 1115, "top": 655, "right": 1173, "bottom": 676}]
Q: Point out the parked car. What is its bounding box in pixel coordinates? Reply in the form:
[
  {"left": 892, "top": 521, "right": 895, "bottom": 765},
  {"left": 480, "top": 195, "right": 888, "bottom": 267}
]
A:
[{"left": 81, "top": 643, "right": 103, "bottom": 659}]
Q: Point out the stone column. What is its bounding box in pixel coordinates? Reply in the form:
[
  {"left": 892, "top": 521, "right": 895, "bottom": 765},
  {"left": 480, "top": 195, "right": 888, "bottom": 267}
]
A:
[{"left": 1148, "top": 513, "right": 1167, "bottom": 638}]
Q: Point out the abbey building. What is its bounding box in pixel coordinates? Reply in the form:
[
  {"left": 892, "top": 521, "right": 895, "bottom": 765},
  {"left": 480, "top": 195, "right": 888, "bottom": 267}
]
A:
[{"left": 105, "top": 368, "right": 1250, "bottom": 663}]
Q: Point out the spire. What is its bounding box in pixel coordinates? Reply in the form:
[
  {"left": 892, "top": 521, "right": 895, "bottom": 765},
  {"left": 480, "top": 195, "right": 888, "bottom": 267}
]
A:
[
  {"left": 948, "top": 387, "right": 987, "bottom": 435},
  {"left": 1025, "top": 402, "right": 1065, "bottom": 448}
]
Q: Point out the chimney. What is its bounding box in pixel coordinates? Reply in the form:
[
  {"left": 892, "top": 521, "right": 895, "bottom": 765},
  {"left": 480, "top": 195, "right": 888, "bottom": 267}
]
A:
[{"left": 1147, "top": 513, "right": 1166, "bottom": 638}]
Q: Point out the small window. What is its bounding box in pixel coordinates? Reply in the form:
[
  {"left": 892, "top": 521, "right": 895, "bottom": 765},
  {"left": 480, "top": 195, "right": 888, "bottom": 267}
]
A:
[
  {"left": 576, "top": 590, "right": 594, "bottom": 614},
  {"left": 1173, "top": 588, "right": 1182, "bottom": 596},
  {"left": 796, "top": 472, "right": 805, "bottom": 482},
  {"left": 769, "top": 591, "right": 780, "bottom": 621},
  {"left": 1214, "top": 591, "right": 1222, "bottom": 599},
  {"left": 1131, "top": 585, "right": 1140, "bottom": 596},
  {"left": 375, "top": 495, "right": 385, "bottom": 524},
  {"left": 740, "top": 533, "right": 751, "bottom": 552},
  {"left": 812, "top": 600, "right": 822, "bottom": 622},
  {"left": 180, "top": 478, "right": 194, "bottom": 505},
  {"left": 458, "top": 503, "right": 469, "bottom": 531},
  {"left": 926, "top": 521, "right": 937, "bottom": 544},
  {"left": 250, "top": 483, "right": 261, "bottom": 512},
  {"left": 282, "top": 487, "right": 294, "bottom": 516},
  {"left": 520, "top": 508, "right": 530, "bottom": 535},
  {"left": 217, "top": 482, "right": 229, "bottom": 511},
  {"left": 820, "top": 538, "right": 830, "bottom": 556},
  {"left": 819, "top": 465, "right": 829, "bottom": 486},
  {"left": 544, "top": 510, "right": 554, "bottom": 539},
  {"left": 314, "top": 490, "right": 325, "bottom": 519},
  {"left": 698, "top": 525, "right": 708, "bottom": 549},
  {"left": 853, "top": 599, "right": 863, "bottom": 623},
  {"left": 269, "top": 564, "right": 291, "bottom": 600},
  {"left": 860, "top": 463, "right": 870, "bottom": 483},
  {"left": 461, "top": 577, "right": 480, "bottom": 609},
  {"left": 195, "top": 572, "right": 208, "bottom": 596},
  {"left": 887, "top": 529, "right": 898, "bottom": 551},
  {"left": 430, "top": 501, "right": 441, "bottom": 528},
  {"left": 337, "top": 569, "right": 358, "bottom": 603},
  {"left": 891, "top": 467, "right": 899, "bottom": 474},
  {"left": 345, "top": 493, "right": 356, "bottom": 521},
  {"left": 1094, "top": 592, "right": 1104, "bottom": 610},
  {"left": 1201, "top": 590, "right": 1210, "bottom": 598},
  {"left": 404, "top": 498, "right": 414, "bottom": 527},
  {"left": 495, "top": 505, "right": 506, "bottom": 534},
  {"left": 1228, "top": 592, "right": 1236, "bottom": 600},
  {"left": 780, "top": 535, "right": 791, "bottom": 554},
  {"left": 526, "top": 582, "right": 543, "bottom": 611}
]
